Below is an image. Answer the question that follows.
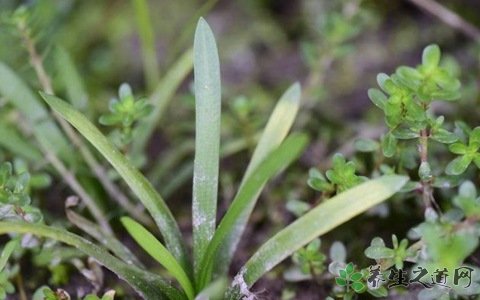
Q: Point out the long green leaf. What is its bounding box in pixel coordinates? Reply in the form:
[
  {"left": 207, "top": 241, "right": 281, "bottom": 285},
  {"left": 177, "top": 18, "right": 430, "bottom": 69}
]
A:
[
  {"left": 197, "top": 133, "right": 309, "bottom": 289},
  {"left": 0, "top": 222, "right": 186, "bottom": 300},
  {"left": 131, "top": 0, "right": 160, "bottom": 91},
  {"left": 238, "top": 175, "right": 408, "bottom": 288},
  {"left": 0, "top": 62, "right": 73, "bottom": 164},
  {"left": 40, "top": 92, "right": 189, "bottom": 270},
  {"left": 192, "top": 17, "right": 221, "bottom": 276},
  {"left": 133, "top": 48, "right": 193, "bottom": 155},
  {"left": 55, "top": 46, "right": 89, "bottom": 113},
  {"left": 122, "top": 217, "right": 195, "bottom": 300},
  {"left": 215, "top": 83, "right": 301, "bottom": 276},
  {"left": 243, "top": 83, "right": 301, "bottom": 180}
]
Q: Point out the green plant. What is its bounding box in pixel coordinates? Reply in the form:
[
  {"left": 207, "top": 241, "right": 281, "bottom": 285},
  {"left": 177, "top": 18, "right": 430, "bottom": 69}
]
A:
[
  {"left": 0, "top": 17, "right": 407, "bottom": 299},
  {"left": 292, "top": 238, "right": 326, "bottom": 276},
  {"left": 347, "top": 43, "right": 480, "bottom": 299},
  {"left": 335, "top": 263, "right": 366, "bottom": 295}
]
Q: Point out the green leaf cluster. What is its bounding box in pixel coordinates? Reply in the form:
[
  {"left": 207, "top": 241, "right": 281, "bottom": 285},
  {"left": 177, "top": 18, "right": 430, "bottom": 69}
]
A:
[
  {"left": 446, "top": 127, "right": 480, "bottom": 175},
  {"left": 308, "top": 154, "right": 365, "bottom": 193},
  {"left": 99, "top": 83, "right": 153, "bottom": 146},
  {"left": 368, "top": 44, "right": 461, "bottom": 157},
  {"left": 0, "top": 162, "right": 42, "bottom": 223},
  {"left": 335, "top": 263, "right": 366, "bottom": 294},
  {"left": 38, "top": 287, "right": 115, "bottom": 300},
  {"left": 292, "top": 239, "right": 326, "bottom": 275},
  {"left": 364, "top": 235, "right": 416, "bottom": 270}
]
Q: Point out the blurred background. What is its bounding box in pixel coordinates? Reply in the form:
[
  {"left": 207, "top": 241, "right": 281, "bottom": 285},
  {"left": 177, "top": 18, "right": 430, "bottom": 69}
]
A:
[{"left": 1, "top": 0, "right": 480, "bottom": 298}]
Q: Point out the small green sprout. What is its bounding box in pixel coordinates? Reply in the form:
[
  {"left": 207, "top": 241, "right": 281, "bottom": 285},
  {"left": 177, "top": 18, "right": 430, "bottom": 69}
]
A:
[
  {"left": 0, "top": 162, "right": 30, "bottom": 206},
  {"left": 292, "top": 238, "right": 326, "bottom": 275},
  {"left": 99, "top": 83, "right": 153, "bottom": 146},
  {"left": 335, "top": 262, "right": 366, "bottom": 294},
  {"left": 308, "top": 153, "right": 365, "bottom": 194},
  {"left": 364, "top": 235, "right": 415, "bottom": 270},
  {"left": 0, "top": 162, "right": 42, "bottom": 223},
  {"left": 446, "top": 127, "right": 480, "bottom": 175}
]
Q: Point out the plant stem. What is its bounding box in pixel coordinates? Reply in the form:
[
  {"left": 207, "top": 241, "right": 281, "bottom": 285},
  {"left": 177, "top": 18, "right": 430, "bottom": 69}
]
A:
[
  {"left": 15, "top": 273, "right": 27, "bottom": 300},
  {"left": 17, "top": 21, "right": 152, "bottom": 227},
  {"left": 419, "top": 128, "right": 433, "bottom": 209}
]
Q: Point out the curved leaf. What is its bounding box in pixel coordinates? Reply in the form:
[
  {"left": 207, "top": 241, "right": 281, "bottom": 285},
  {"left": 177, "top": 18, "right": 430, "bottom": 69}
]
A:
[
  {"left": 238, "top": 175, "right": 408, "bottom": 287},
  {"left": 39, "top": 92, "right": 189, "bottom": 270},
  {"left": 121, "top": 217, "right": 195, "bottom": 300},
  {"left": 214, "top": 82, "right": 301, "bottom": 276},
  {"left": 197, "top": 133, "right": 309, "bottom": 289},
  {"left": 0, "top": 222, "right": 186, "bottom": 300}
]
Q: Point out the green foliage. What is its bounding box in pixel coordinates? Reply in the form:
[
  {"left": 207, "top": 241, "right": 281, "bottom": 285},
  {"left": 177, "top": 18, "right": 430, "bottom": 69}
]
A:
[
  {"left": 368, "top": 44, "right": 461, "bottom": 158},
  {"left": 0, "top": 271, "right": 14, "bottom": 300},
  {"left": 335, "top": 263, "right": 366, "bottom": 294},
  {"left": 0, "top": 162, "right": 42, "bottom": 223},
  {"left": 38, "top": 287, "right": 115, "bottom": 300},
  {"left": 2, "top": 2, "right": 474, "bottom": 298},
  {"left": 292, "top": 239, "right": 326, "bottom": 275},
  {"left": 446, "top": 127, "right": 480, "bottom": 175},
  {"left": 364, "top": 235, "right": 416, "bottom": 270},
  {"left": 99, "top": 84, "right": 153, "bottom": 147},
  {"left": 308, "top": 153, "right": 365, "bottom": 193}
]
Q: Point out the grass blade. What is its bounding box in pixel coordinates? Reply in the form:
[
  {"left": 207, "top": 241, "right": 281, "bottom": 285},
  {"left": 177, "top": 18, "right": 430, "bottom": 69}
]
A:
[
  {"left": 197, "top": 133, "right": 309, "bottom": 289},
  {"left": 132, "top": 48, "right": 193, "bottom": 155},
  {"left": 0, "top": 62, "right": 73, "bottom": 164},
  {"left": 0, "top": 124, "right": 43, "bottom": 162},
  {"left": 238, "top": 175, "right": 408, "bottom": 287},
  {"left": 121, "top": 217, "right": 195, "bottom": 300},
  {"left": 243, "top": 83, "right": 301, "bottom": 180},
  {"left": 131, "top": 0, "right": 160, "bottom": 91},
  {"left": 40, "top": 92, "right": 189, "bottom": 270},
  {"left": 54, "top": 46, "right": 89, "bottom": 113},
  {"left": 192, "top": 17, "right": 221, "bottom": 275},
  {"left": 0, "top": 222, "right": 186, "bottom": 300},
  {"left": 215, "top": 82, "right": 301, "bottom": 275}
]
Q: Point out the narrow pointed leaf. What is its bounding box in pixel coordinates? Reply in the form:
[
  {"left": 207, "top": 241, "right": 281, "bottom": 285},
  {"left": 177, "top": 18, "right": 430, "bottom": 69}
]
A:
[
  {"left": 192, "top": 17, "right": 221, "bottom": 275},
  {"left": 40, "top": 92, "right": 189, "bottom": 270},
  {"left": 197, "top": 133, "right": 309, "bottom": 289},
  {"left": 121, "top": 217, "right": 195, "bottom": 300},
  {"left": 55, "top": 46, "right": 89, "bottom": 112},
  {"left": 0, "top": 222, "right": 186, "bottom": 300},
  {"left": 215, "top": 83, "right": 301, "bottom": 275},
  {"left": 238, "top": 175, "right": 408, "bottom": 287}
]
